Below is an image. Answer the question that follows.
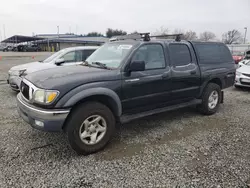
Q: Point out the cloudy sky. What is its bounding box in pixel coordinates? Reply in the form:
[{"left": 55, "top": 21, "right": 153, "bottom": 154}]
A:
[{"left": 0, "top": 0, "right": 249, "bottom": 40}]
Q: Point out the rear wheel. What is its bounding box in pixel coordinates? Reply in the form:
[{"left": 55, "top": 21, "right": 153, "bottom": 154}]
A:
[
  {"left": 65, "top": 102, "right": 115, "bottom": 155},
  {"left": 197, "top": 83, "right": 221, "bottom": 115}
]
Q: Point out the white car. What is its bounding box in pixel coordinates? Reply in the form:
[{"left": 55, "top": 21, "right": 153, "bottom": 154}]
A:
[
  {"left": 237, "top": 59, "right": 250, "bottom": 68},
  {"left": 235, "top": 60, "right": 250, "bottom": 88},
  {"left": 7, "top": 46, "right": 99, "bottom": 91}
]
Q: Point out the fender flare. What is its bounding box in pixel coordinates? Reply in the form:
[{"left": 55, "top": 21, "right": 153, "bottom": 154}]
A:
[
  {"left": 198, "top": 76, "right": 224, "bottom": 97},
  {"left": 56, "top": 87, "right": 122, "bottom": 116}
]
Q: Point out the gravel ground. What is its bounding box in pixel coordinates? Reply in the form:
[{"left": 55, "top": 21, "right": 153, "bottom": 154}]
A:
[{"left": 1, "top": 58, "right": 250, "bottom": 187}]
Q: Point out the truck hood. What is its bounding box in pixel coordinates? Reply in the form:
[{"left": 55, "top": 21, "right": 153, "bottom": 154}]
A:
[
  {"left": 25, "top": 65, "right": 120, "bottom": 90},
  {"left": 10, "top": 61, "right": 55, "bottom": 73}
]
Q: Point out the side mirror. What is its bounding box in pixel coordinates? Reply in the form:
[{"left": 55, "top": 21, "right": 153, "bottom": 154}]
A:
[
  {"left": 55, "top": 58, "right": 65, "bottom": 65},
  {"left": 129, "top": 61, "right": 145, "bottom": 72}
]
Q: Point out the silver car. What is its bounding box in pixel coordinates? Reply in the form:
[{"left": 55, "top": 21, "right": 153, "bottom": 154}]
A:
[
  {"left": 235, "top": 60, "right": 250, "bottom": 88},
  {"left": 7, "top": 46, "right": 99, "bottom": 91}
]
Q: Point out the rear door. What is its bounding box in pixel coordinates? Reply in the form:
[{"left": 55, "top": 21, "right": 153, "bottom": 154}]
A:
[{"left": 168, "top": 42, "right": 201, "bottom": 102}]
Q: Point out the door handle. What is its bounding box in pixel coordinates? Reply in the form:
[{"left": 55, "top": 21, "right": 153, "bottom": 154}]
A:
[
  {"left": 190, "top": 70, "right": 196, "bottom": 75},
  {"left": 162, "top": 72, "right": 169, "bottom": 79}
]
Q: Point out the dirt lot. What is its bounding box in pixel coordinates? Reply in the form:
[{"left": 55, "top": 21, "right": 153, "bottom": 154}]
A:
[{"left": 0, "top": 54, "right": 250, "bottom": 187}]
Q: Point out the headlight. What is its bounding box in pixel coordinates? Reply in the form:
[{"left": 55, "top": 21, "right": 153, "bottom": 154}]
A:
[
  {"left": 33, "top": 89, "right": 59, "bottom": 104},
  {"left": 8, "top": 69, "right": 26, "bottom": 76},
  {"left": 236, "top": 71, "right": 242, "bottom": 76}
]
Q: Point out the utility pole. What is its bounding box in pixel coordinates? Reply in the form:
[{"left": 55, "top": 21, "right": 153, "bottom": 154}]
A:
[
  {"left": 3, "top": 25, "right": 5, "bottom": 39},
  {"left": 57, "top": 26, "right": 59, "bottom": 37},
  {"left": 244, "top": 27, "right": 247, "bottom": 44}
]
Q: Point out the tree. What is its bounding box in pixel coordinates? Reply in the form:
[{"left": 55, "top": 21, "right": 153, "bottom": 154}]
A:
[
  {"left": 130, "top": 31, "right": 139, "bottom": 34},
  {"left": 86, "top": 32, "right": 104, "bottom": 37},
  {"left": 154, "top": 26, "right": 169, "bottom": 35},
  {"left": 173, "top": 29, "right": 197, "bottom": 40},
  {"left": 199, "top": 31, "right": 216, "bottom": 41},
  {"left": 183, "top": 30, "right": 197, "bottom": 40},
  {"left": 173, "top": 28, "right": 184, "bottom": 35},
  {"left": 106, "top": 28, "right": 127, "bottom": 38},
  {"left": 222, "top": 29, "right": 243, "bottom": 44}
]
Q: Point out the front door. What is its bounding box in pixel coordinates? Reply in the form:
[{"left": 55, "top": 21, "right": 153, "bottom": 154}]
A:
[{"left": 121, "top": 43, "right": 172, "bottom": 113}]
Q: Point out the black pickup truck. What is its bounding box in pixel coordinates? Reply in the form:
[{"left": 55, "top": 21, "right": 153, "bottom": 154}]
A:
[{"left": 17, "top": 34, "right": 235, "bottom": 155}]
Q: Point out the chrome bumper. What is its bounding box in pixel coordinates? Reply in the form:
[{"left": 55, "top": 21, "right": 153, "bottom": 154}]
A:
[{"left": 17, "top": 93, "right": 70, "bottom": 132}]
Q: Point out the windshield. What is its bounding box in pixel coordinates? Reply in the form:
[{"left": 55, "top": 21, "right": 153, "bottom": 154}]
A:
[
  {"left": 245, "top": 60, "right": 250, "bottom": 66},
  {"left": 86, "top": 43, "right": 134, "bottom": 68},
  {"left": 42, "top": 49, "right": 67, "bottom": 63}
]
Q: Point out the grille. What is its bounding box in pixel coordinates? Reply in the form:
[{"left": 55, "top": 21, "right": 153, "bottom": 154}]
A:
[
  {"left": 242, "top": 73, "right": 250, "bottom": 77},
  {"left": 20, "top": 81, "right": 30, "bottom": 100},
  {"left": 240, "top": 79, "right": 250, "bottom": 85}
]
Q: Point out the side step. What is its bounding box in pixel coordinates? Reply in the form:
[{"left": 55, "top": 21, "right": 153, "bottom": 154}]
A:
[{"left": 120, "top": 99, "right": 202, "bottom": 124}]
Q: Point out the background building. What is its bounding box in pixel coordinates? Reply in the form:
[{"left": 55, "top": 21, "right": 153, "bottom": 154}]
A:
[{"left": 1, "top": 34, "right": 109, "bottom": 51}]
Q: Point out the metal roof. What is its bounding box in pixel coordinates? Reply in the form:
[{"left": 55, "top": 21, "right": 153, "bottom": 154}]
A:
[
  {"left": 1, "top": 35, "right": 109, "bottom": 44},
  {"left": 36, "top": 37, "right": 109, "bottom": 44},
  {"left": 1, "top": 35, "right": 45, "bottom": 43}
]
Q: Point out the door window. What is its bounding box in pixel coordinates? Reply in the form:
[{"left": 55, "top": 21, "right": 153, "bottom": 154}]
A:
[
  {"left": 169, "top": 44, "right": 192, "bottom": 66},
  {"left": 132, "top": 44, "right": 165, "bottom": 69},
  {"left": 75, "top": 51, "right": 82, "bottom": 62},
  {"left": 82, "top": 49, "right": 95, "bottom": 60},
  {"left": 62, "top": 51, "right": 75, "bottom": 63}
]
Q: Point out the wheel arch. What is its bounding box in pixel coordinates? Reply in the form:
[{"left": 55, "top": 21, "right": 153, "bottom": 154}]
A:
[{"left": 199, "top": 77, "right": 223, "bottom": 98}]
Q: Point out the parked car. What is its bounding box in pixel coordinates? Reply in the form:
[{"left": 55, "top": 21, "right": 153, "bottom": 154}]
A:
[
  {"left": 235, "top": 60, "right": 250, "bottom": 88},
  {"left": 232, "top": 52, "right": 244, "bottom": 64},
  {"left": 7, "top": 46, "right": 98, "bottom": 91},
  {"left": 23, "top": 45, "right": 42, "bottom": 52},
  {"left": 244, "top": 50, "right": 250, "bottom": 60},
  {"left": 3, "top": 46, "right": 15, "bottom": 52},
  {"left": 16, "top": 35, "right": 235, "bottom": 155},
  {"left": 238, "top": 59, "right": 250, "bottom": 68}
]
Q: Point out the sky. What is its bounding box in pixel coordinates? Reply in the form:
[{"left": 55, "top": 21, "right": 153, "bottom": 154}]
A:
[{"left": 0, "top": 0, "right": 249, "bottom": 41}]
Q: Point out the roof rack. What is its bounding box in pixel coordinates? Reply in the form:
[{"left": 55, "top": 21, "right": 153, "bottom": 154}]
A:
[
  {"left": 151, "top": 34, "right": 183, "bottom": 42},
  {"left": 109, "top": 33, "right": 183, "bottom": 42}
]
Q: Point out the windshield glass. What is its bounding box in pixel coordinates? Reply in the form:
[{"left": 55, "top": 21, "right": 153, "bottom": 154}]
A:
[
  {"left": 86, "top": 43, "right": 134, "bottom": 68},
  {"left": 42, "top": 49, "right": 67, "bottom": 63},
  {"left": 245, "top": 60, "right": 250, "bottom": 66}
]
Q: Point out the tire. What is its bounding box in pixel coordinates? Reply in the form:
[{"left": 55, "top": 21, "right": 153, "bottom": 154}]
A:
[
  {"left": 234, "top": 85, "right": 241, "bottom": 89},
  {"left": 197, "top": 83, "right": 221, "bottom": 115},
  {"left": 65, "top": 102, "right": 115, "bottom": 155}
]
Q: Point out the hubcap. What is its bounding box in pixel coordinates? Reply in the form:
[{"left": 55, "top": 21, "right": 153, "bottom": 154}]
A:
[
  {"left": 79, "top": 115, "right": 107, "bottom": 145},
  {"left": 208, "top": 90, "right": 219, "bottom": 109}
]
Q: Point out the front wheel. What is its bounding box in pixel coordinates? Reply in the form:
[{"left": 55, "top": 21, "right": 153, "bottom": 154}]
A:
[
  {"left": 65, "top": 102, "right": 115, "bottom": 155},
  {"left": 197, "top": 83, "right": 221, "bottom": 115}
]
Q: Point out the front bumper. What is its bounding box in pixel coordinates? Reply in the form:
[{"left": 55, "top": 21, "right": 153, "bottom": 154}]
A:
[
  {"left": 16, "top": 93, "right": 70, "bottom": 132},
  {"left": 235, "top": 74, "right": 250, "bottom": 88},
  {"left": 7, "top": 74, "right": 22, "bottom": 91}
]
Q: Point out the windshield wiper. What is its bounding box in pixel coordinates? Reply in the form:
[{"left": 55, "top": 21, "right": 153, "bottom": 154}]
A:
[
  {"left": 80, "top": 61, "right": 90, "bottom": 66},
  {"left": 91, "top": 62, "right": 109, "bottom": 69}
]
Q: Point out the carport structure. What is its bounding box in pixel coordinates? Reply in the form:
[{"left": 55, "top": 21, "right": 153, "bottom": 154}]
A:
[{"left": 1, "top": 35, "right": 45, "bottom": 44}]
